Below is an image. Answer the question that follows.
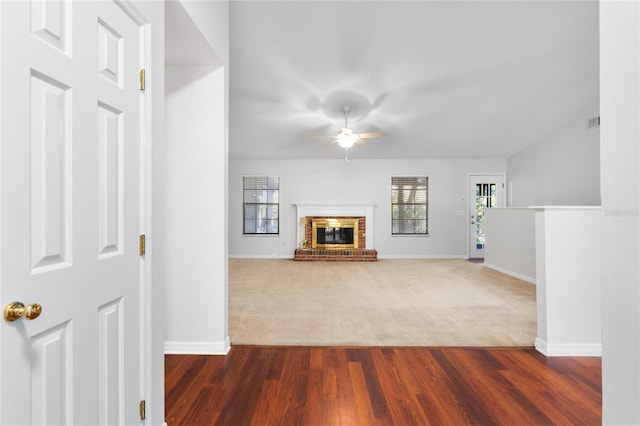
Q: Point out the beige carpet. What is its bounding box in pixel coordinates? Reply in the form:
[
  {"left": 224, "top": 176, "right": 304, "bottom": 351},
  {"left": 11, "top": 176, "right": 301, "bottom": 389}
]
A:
[{"left": 229, "top": 258, "right": 536, "bottom": 346}]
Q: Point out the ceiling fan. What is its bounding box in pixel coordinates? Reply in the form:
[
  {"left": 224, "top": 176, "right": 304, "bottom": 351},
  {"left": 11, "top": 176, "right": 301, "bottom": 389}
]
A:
[{"left": 314, "top": 106, "right": 384, "bottom": 161}]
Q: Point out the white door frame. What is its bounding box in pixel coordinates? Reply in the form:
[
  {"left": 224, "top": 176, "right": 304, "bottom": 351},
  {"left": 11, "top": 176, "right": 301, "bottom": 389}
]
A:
[{"left": 135, "top": 8, "right": 153, "bottom": 424}]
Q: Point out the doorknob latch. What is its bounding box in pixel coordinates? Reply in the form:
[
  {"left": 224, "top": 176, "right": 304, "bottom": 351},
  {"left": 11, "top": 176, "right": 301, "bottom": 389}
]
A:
[{"left": 3, "top": 302, "right": 42, "bottom": 322}]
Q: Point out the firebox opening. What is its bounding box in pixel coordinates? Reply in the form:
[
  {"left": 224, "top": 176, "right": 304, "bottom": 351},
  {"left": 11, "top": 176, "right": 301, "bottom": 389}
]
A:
[
  {"left": 311, "top": 218, "right": 359, "bottom": 249},
  {"left": 318, "top": 227, "right": 354, "bottom": 245}
]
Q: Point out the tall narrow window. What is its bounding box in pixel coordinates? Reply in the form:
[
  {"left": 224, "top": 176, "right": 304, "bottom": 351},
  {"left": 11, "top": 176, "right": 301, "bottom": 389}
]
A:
[
  {"left": 391, "top": 176, "right": 428, "bottom": 235},
  {"left": 243, "top": 176, "right": 279, "bottom": 234}
]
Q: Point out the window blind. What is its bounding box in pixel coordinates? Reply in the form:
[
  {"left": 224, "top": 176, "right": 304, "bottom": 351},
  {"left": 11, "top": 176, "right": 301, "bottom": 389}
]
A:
[
  {"left": 243, "top": 176, "right": 279, "bottom": 234},
  {"left": 391, "top": 176, "right": 428, "bottom": 235}
]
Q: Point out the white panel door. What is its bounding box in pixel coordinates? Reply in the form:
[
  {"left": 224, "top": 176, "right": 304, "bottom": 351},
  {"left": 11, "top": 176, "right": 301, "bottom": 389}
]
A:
[
  {"left": 0, "top": 1, "right": 146, "bottom": 424},
  {"left": 469, "top": 175, "right": 505, "bottom": 259}
]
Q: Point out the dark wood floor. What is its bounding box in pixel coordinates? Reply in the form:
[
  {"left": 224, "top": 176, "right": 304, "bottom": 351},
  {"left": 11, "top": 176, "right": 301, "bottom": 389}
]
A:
[{"left": 165, "top": 346, "right": 601, "bottom": 425}]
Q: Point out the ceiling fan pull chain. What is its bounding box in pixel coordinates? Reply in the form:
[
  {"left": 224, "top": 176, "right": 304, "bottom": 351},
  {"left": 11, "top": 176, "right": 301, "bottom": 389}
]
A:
[{"left": 342, "top": 105, "right": 351, "bottom": 128}]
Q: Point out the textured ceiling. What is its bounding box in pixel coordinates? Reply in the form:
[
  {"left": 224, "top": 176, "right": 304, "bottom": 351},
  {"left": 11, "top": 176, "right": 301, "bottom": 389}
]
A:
[{"left": 229, "top": 1, "right": 599, "bottom": 160}]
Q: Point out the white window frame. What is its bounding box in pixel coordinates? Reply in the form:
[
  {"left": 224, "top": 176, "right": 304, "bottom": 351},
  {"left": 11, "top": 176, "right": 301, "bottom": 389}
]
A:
[
  {"left": 243, "top": 176, "right": 280, "bottom": 235},
  {"left": 391, "top": 176, "right": 429, "bottom": 235}
]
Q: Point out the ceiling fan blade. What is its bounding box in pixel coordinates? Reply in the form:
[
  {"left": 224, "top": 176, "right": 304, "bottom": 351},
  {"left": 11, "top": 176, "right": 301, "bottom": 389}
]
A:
[
  {"left": 310, "top": 135, "right": 336, "bottom": 139},
  {"left": 357, "top": 132, "right": 384, "bottom": 139}
]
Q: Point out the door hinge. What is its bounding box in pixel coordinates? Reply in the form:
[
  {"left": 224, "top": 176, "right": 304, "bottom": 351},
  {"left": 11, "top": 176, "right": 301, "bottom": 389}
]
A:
[
  {"left": 139, "top": 234, "right": 146, "bottom": 256},
  {"left": 139, "top": 69, "right": 146, "bottom": 91},
  {"left": 139, "top": 400, "right": 146, "bottom": 421}
]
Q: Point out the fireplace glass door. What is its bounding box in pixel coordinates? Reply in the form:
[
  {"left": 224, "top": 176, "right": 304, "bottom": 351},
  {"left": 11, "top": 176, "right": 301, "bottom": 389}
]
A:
[
  {"left": 318, "top": 227, "right": 354, "bottom": 245},
  {"left": 311, "top": 218, "right": 359, "bottom": 249}
]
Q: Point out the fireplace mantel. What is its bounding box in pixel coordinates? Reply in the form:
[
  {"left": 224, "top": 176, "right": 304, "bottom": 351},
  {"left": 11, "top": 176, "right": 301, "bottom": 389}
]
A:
[{"left": 295, "top": 204, "right": 376, "bottom": 250}]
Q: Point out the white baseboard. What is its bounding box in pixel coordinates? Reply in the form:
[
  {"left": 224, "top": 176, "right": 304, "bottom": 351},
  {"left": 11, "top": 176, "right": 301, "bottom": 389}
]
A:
[
  {"left": 483, "top": 263, "right": 536, "bottom": 284},
  {"left": 378, "top": 254, "right": 467, "bottom": 259},
  {"left": 535, "top": 337, "right": 602, "bottom": 357},
  {"left": 230, "top": 254, "right": 471, "bottom": 260},
  {"left": 229, "top": 254, "right": 294, "bottom": 259},
  {"left": 164, "top": 337, "right": 231, "bottom": 355}
]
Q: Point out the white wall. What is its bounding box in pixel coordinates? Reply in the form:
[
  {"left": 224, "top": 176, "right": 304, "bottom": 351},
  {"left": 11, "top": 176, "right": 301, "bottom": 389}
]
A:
[
  {"left": 533, "top": 207, "right": 601, "bottom": 356},
  {"left": 600, "top": 1, "right": 640, "bottom": 422},
  {"left": 164, "top": 65, "right": 229, "bottom": 354},
  {"left": 164, "top": 1, "right": 230, "bottom": 355},
  {"left": 179, "top": 1, "right": 229, "bottom": 64},
  {"left": 507, "top": 115, "right": 600, "bottom": 207},
  {"left": 229, "top": 158, "right": 506, "bottom": 258},
  {"left": 483, "top": 208, "right": 536, "bottom": 283}
]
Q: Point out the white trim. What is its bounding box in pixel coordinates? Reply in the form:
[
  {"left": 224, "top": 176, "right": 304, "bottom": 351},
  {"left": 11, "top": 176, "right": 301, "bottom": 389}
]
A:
[
  {"left": 483, "top": 263, "right": 536, "bottom": 284},
  {"left": 165, "top": 337, "right": 231, "bottom": 355},
  {"left": 535, "top": 337, "right": 602, "bottom": 357},
  {"left": 529, "top": 205, "right": 601, "bottom": 211},
  {"left": 110, "top": 1, "right": 155, "bottom": 423},
  {"left": 138, "top": 15, "right": 154, "bottom": 426},
  {"left": 229, "top": 254, "right": 470, "bottom": 260},
  {"left": 114, "top": 0, "right": 149, "bottom": 25},
  {"left": 378, "top": 254, "right": 466, "bottom": 259},
  {"left": 535, "top": 337, "right": 549, "bottom": 355},
  {"left": 229, "top": 254, "right": 293, "bottom": 259}
]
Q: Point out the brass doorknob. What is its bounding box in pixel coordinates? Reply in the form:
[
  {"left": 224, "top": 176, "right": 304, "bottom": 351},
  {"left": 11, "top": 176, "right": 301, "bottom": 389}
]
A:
[{"left": 3, "top": 302, "right": 42, "bottom": 322}]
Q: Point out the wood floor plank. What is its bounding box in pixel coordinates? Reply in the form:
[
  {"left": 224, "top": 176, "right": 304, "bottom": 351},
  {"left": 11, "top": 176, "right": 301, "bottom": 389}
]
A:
[
  {"left": 347, "top": 360, "right": 379, "bottom": 425},
  {"left": 249, "top": 374, "right": 280, "bottom": 425},
  {"left": 373, "top": 349, "right": 431, "bottom": 425},
  {"left": 429, "top": 348, "right": 507, "bottom": 424},
  {"left": 353, "top": 348, "right": 391, "bottom": 421},
  {"left": 495, "top": 349, "right": 602, "bottom": 423},
  {"left": 412, "top": 349, "right": 475, "bottom": 424},
  {"left": 333, "top": 349, "right": 361, "bottom": 426},
  {"left": 270, "top": 348, "right": 309, "bottom": 425},
  {"left": 213, "top": 347, "right": 274, "bottom": 425},
  {"left": 165, "top": 355, "right": 210, "bottom": 424},
  {"left": 303, "top": 349, "right": 325, "bottom": 426},
  {"left": 452, "top": 348, "right": 555, "bottom": 424},
  {"left": 165, "top": 346, "right": 601, "bottom": 426}
]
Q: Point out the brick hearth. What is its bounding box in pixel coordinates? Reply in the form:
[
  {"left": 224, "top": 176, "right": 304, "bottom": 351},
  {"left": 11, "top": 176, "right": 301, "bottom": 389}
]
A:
[{"left": 294, "top": 248, "right": 378, "bottom": 261}]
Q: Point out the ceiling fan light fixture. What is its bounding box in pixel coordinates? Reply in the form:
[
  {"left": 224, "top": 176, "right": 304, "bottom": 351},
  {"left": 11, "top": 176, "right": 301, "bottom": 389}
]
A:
[
  {"left": 336, "top": 128, "right": 359, "bottom": 148},
  {"left": 309, "top": 105, "right": 382, "bottom": 157}
]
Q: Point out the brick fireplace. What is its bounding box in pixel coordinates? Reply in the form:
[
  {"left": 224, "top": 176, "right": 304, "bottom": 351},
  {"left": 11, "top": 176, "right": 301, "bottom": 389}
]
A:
[{"left": 294, "top": 204, "right": 377, "bottom": 261}]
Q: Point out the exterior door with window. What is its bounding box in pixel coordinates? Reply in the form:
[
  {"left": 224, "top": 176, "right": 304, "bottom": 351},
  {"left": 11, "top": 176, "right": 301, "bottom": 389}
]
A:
[{"left": 469, "top": 175, "right": 505, "bottom": 258}]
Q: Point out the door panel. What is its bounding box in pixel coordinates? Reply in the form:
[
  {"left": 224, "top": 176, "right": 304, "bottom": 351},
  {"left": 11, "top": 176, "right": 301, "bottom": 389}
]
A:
[
  {"left": 98, "top": 298, "right": 124, "bottom": 425},
  {"left": 97, "top": 102, "right": 124, "bottom": 258},
  {"left": 469, "top": 175, "right": 505, "bottom": 258},
  {"left": 1, "top": 1, "right": 146, "bottom": 424},
  {"left": 30, "top": 71, "right": 72, "bottom": 272},
  {"left": 30, "top": 322, "right": 72, "bottom": 425}
]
